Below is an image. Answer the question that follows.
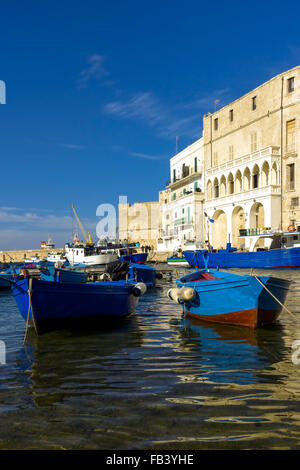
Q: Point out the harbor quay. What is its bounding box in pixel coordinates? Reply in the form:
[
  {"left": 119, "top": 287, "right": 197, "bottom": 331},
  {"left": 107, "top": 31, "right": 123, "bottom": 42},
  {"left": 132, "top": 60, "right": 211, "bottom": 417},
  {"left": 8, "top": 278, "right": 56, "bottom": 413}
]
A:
[{"left": 0, "top": 247, "right": 174, "bottom": 264}]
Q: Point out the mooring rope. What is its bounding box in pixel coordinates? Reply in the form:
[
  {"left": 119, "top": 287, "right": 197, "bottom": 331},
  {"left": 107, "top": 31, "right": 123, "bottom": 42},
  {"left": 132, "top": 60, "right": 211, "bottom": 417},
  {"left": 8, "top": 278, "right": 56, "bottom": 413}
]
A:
[
  {"left": 23, "top": 277, "right": 38, "bottom": 343},
  {"left": 251, "top": 271, "right": 297, "bottom": 321}
]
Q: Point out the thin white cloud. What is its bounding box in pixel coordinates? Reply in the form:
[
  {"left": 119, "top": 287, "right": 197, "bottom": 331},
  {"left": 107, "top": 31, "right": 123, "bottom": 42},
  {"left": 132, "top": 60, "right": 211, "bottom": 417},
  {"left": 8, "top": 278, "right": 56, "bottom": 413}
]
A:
[
  {"left": 131, "top": 152, "right": 162, "bottom": 161},
  {"left": 104, "top": 92, "right": 165, "bottom": 125},
  {"left": 78, "top": 53, "right": 108, "bottom": 88},
  {"left": 60, "top": 143, "right": 87, "bottom": 150},
  {"left": 103, "top": 90, "right": 221, "bottom": 140}
]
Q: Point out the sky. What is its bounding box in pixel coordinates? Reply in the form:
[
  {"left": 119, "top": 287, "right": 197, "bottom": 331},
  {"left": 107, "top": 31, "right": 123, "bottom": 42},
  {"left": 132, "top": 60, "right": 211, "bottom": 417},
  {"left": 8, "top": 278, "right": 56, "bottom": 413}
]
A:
[{"left": 1, "top": 0, "right": 300, "bottom": 249}]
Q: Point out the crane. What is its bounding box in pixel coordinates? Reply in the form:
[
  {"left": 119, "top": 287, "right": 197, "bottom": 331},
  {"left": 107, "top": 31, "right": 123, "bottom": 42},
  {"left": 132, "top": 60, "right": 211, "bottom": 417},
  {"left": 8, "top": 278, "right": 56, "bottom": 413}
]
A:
[{"left": 71, "top": 204, "right": 92, "bottom": 244}]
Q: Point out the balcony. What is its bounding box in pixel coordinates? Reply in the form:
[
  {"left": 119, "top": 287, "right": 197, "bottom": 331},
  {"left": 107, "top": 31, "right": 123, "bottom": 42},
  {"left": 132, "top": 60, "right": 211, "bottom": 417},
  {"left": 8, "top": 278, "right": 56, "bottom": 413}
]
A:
[
  {"left": 168, "top": 168, "right": 203, "bottom": 190},
  {"left": 206, "top": 145, "right": 280, "bottom": 177},
  {"left": 205, "top": 184, "right": 281, "bottom": 210}
]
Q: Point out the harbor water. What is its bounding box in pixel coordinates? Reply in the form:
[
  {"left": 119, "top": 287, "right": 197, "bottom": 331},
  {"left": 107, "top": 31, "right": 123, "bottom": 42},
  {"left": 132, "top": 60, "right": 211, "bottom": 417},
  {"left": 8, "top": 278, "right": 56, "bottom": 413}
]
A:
[{"left": 0, "top": 266, "right": 300, "bottom": 450}]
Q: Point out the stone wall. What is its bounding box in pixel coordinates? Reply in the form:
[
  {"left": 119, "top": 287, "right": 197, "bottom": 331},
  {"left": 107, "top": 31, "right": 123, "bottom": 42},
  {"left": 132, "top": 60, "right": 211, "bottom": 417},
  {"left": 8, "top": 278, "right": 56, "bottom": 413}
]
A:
[{"left": 0, "top": 248, "right": 64, "bottom": 263}]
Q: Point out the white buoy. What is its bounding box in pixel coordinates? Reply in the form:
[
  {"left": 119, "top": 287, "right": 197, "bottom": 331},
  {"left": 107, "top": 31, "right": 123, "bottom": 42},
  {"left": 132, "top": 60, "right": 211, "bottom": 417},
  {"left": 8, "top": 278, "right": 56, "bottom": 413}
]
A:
[
  {"left": 167, "top": 286, "right": 195, "bottom": 303},
  {"left": 132, "top": 282, "right": 147, "bottom": 297}
]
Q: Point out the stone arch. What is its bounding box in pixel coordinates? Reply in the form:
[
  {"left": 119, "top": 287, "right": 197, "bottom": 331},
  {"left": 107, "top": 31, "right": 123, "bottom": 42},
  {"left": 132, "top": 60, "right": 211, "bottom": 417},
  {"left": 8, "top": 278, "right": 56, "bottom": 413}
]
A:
[
  {"left": 250, "top": 202, "right": 265, "bottom": 230},
  {"left": 271, "top": 162, "right": 278, "bottom": 185},
  {"left": 235, "top": 170, "right": 242, "bottom": 193},
  {"left": 252, "top": 164, "right": 260, "bottom": 189},
  {"left": 206, "top": 180, "right": 212, "bottom": 200},
  {"left": 213, "top": 177, "right": 219, "bottom": 198},
  {"left": 227, "top": 172, "right": 234, "bottom": 194},
  {"left": 220, "top": 175, "right": 226, "bottom": 197},
  {"left": 261, "top": 161, "right": 269, "bottom": 187},
  {"left": 243, "top": 167, "right": 251, "bottom": 192},
  {"left": 231, "top": 205, "right": 245, "bottom": 248},
  {"left": 211, "top": 209, "right": 227, "bottom": 249}
]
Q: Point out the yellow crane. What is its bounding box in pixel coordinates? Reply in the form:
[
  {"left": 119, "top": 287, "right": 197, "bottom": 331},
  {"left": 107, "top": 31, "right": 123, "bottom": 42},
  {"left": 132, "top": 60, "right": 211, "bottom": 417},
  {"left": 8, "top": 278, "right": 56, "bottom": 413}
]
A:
[{"left": 71, "top": 204, "right": 92, "bottom": 244}]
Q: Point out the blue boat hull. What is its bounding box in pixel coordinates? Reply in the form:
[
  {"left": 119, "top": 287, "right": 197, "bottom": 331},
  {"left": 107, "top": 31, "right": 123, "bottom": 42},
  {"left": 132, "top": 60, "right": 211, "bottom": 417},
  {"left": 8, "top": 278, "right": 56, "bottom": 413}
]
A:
[
  {"left": 0, "top": 273, "right": 14, "bottom": 289},
  {"left": 129, "top": 263, "right": 158, "bottom": 287},
  {"left": 40, "top": 266, "right": 88, "bottom": 283},
  {"left": 119, "top": 253, "right": 148, "bottom": 264},
  {"left": 183, "top": 247, "right": 300, "bottom": 269},
  {"left": 12, "top": 277, "right": 141, "bottom": 334},
  {"left": 175, "top": 270, "right": 291, "bottom": 328}
]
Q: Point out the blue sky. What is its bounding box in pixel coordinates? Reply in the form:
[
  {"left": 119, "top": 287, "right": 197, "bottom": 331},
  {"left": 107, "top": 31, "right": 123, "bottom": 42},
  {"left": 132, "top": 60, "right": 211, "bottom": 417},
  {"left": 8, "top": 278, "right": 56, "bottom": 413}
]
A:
[{"left": 1, "top": 0, "right": 300, "bottom": 249}]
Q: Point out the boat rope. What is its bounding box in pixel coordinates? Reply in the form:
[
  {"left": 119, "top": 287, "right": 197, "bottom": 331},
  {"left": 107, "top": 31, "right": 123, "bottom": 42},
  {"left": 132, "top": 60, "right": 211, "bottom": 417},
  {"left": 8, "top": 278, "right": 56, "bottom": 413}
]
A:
[
  {"left": 251, "top": 273, "right": 297, "bottom": 321},
  {"left": 23, "top": 277, "right": 38, "bottom": 343}
]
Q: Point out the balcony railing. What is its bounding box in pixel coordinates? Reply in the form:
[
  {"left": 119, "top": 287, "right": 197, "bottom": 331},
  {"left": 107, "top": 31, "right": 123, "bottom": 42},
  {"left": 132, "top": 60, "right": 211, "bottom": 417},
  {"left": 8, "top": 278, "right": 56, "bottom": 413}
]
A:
[
  {"left": 205, "top": 184, "right": 281, "bottom": 207},
  {"left": 168, "top": 167, "right": 203, "bottom": 188}
]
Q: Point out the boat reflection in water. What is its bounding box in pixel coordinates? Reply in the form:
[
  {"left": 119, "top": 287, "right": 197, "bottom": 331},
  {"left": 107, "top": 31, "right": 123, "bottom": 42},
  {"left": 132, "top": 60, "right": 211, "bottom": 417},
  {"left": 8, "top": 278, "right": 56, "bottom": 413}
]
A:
[
  {"left": 178, "top": 316, "right": 285, "bottom": 385},
  {"left": 19, "top": 316, "right": 144, "bottom": 408}
]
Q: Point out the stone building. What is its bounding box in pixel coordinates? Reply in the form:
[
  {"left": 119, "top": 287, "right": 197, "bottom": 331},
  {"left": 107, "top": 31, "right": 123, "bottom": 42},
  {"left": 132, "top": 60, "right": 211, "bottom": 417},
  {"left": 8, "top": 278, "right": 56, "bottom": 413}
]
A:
[
  {"left": 118, "top": 200, "right": 160, "bottom": 249},
  {"left": 157, "top": 138, "right": 205, "bottom": 252},
  {"left": 203, "top": 66, "right": 300, "bottom": 249}
]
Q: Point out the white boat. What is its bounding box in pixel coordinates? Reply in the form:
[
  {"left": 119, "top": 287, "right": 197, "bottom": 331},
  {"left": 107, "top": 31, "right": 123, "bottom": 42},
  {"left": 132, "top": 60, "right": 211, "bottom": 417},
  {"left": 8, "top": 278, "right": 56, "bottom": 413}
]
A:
[
  {"left": 64, "top": 243, "right": 118, "bottom": 266},
  {"left": 47, "top": 251, "right": 66, "bottom": 263},
  {"left": 23, "top": 256, "right": 41, "bottom": 263}
]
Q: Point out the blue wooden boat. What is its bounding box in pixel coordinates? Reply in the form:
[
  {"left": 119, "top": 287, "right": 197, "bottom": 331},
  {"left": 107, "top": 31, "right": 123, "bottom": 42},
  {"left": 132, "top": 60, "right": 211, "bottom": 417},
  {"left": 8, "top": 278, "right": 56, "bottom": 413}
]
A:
[
  {"left": 168, "top": 259, "right": 291, "bottom": 328},
  {"left": 119, "top": 252, "right": 148, "bottom": 264},
  {"left": 183, "top": 231, "right": 300, "bottom": 269},
  {"left": 11, "top": 275, "right": 146, "bottom": 334},
  {"left": 167, "top": 256, "right": 190, "bottom": 267},
  {"left": 0, "top": 269, "right": 14, "bottom": 289},
  {"left": 129, "top": 263, "right": 162, "bottom": 287},
  {"left": 40, "top": 265, "right": 88, "bottom": 283},
  {"left": 104, "top": 260, "right": 161, "bottom": 288}
]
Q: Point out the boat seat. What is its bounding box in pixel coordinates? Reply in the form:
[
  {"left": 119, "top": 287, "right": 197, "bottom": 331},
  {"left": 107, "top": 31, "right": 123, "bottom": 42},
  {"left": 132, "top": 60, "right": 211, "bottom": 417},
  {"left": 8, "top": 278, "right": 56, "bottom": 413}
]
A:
[{"left": 193, "top": 272, "right": 220, "bottom": 281}]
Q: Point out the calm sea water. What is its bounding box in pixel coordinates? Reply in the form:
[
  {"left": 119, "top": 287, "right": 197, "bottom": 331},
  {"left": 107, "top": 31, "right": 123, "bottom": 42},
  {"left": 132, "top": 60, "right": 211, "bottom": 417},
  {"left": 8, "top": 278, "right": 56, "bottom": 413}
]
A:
[{"left": 0, "top": 266, "right": 300, "bottom": 450}]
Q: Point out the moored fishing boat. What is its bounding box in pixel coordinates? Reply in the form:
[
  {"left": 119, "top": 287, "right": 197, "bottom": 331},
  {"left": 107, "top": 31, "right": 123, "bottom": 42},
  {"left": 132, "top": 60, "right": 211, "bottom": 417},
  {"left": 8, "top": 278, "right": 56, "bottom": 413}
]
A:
[
  {"left": 0, "top": 268, "right": 14, "bottom": 289},
  {"left": 64, "top": 242, "right": 118, "bottom": 266},
  {"left": 183, "top": 230, "right": 300, "bottom": 269},
  {"left": 11, "top": 274, "right": 146, "bottom": 335},
  {"left": 167, "top": 256, "right": 189, "bottom": 267},
  {"left": 104, "top": 260, "right": 162, "bottom": 288},
  {"left": 39, "top": 265, "right": 88, "bottom": 284},
  {"left": 168, "top": 257, "right": 291, "bottom": 328}
]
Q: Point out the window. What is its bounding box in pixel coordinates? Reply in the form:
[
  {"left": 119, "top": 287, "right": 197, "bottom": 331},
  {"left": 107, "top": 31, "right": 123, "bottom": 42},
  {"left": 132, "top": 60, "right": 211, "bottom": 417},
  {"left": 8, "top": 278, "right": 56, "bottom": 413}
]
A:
[
  {"left": 229, "top": 144, "right": 234, "bottom": 161},
  {"left": 229, "top": 109, "right": 233, "bottom": 121},
  {"left": 173, "top": 169, "right": 176, "bottom": 182},
  {"left": 214, "top": 118, "right": 218, "bottom": 130},
  {"left": 253, "top": 173, "right": 258, "bottom": 188},
  {"left": 287, "top": 163, "right": 295, "bottom": 190},
  {"left": 291, "top": 197, "right": 299, "bottom": 207},
  {"left": 194, "top": 157, "right": 197, "bottom": 172},
  {"left": 173, "top": 192, "right": 176, "bottom": 200},
  {"left": 252, "top": 96, "right": 257, "bottom": 110},
  {"left": 288, "top": 77, "right": 295, "bottom": 93},
  {"left": 286, "top": 119, "right": 296, "bottom": 153}
]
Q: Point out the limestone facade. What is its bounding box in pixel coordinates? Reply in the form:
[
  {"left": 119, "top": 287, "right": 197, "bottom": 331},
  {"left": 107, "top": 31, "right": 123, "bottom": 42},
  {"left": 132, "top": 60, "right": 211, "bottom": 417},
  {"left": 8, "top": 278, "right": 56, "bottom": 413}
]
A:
[
  {"left": 202, "top": 66, "right": 300, "bottom": 249},
  {"left": 118, "top": 201, "right": 160, "bottom": 249}
]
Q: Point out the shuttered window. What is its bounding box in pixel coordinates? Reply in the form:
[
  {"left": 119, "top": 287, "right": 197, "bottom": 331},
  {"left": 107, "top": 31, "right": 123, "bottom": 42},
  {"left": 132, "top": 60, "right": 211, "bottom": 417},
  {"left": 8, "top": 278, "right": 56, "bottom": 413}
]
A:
[{"left": 286, "top": 119, "right": 296, "bottom": 153}]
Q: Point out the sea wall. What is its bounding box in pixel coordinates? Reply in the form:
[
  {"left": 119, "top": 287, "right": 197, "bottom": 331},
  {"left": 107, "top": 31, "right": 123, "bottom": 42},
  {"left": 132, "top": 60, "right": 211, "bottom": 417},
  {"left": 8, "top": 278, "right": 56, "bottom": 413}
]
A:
[
  {"left": 0, "top": 248, "right": 64, "bottom": 263},
  {"left": 0, "top": 248, "right": 173, "bottom": 264}
]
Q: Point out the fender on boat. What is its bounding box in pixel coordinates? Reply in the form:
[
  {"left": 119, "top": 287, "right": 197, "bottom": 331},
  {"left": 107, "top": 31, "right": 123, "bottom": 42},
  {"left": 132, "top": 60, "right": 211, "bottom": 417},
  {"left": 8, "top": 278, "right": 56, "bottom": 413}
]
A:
[
  {"left": 167, "top": 286, "right": 195, "bottom": 303},
  {"left": 132, "top": 282, "right": 147, "bottom": 297}
]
